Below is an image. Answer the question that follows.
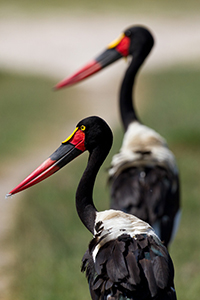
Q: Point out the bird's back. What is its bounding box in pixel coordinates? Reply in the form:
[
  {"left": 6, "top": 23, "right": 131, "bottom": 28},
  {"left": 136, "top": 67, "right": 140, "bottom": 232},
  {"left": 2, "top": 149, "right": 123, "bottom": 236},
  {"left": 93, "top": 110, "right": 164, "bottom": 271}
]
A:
[
  {"left": 108, "top": 122, "right": 180, "bottom": 247},
  {"left": 110, "top": 165, "right": 180, "bottom": 246}
]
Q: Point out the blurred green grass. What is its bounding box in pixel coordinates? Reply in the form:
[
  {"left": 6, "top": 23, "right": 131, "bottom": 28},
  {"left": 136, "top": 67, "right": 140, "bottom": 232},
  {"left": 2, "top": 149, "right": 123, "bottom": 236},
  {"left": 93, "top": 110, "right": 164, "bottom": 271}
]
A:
[
  {"left": 2, "top": 67, "right": 200, "bottom": 299},
  {"left": 0, "top": 0, "right": 200, "bottom": 15},
  {"left": 0, "top": 72, "right": 56, "bottom": 158},
  {"left": 0, "top": 71, "right": 86, "bottom": 174}
]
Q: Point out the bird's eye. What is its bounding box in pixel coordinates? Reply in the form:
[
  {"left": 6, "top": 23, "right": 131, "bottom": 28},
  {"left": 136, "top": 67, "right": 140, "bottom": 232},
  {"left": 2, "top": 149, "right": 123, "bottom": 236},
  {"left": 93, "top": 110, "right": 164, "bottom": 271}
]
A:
[
  {"left": 125, "top": 30, "right": 132, "bottom": 37},
  {"left": 80, "top": 125, "right": 86, "bottom": 131}
]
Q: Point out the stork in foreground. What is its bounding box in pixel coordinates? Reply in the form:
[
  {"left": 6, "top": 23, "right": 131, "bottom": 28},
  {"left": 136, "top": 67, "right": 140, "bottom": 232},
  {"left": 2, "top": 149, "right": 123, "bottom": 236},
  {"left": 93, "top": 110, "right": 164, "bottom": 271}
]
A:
[
  {"left": 55, "top": 25, "right": 180, "bottom": 248},
  {"left": 8, "top": 116, "right": 177, "bottom": 300}
]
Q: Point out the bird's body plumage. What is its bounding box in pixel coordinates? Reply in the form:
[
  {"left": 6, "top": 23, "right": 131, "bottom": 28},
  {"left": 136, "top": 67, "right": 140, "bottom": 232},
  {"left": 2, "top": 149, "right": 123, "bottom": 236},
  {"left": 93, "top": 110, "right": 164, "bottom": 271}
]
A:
[
  {"left": 82, "top": 210, "right": 176, "bottom": 300},
  {"left": 109, "top": 121, "right": 178, "bottom": 178},
  {"left": 109, "top": 121, "right": 180, "bottom": 246},
  {"left": 92, "top": 209, "right": 159, "bottom": 260}
]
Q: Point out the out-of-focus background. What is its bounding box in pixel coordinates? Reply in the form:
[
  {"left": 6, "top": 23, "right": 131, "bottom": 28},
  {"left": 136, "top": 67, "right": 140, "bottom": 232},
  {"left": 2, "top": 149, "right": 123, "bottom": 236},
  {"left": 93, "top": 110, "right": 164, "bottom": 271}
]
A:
[{"left": 1, "top": 1, "right": 200, "bottom": 299}]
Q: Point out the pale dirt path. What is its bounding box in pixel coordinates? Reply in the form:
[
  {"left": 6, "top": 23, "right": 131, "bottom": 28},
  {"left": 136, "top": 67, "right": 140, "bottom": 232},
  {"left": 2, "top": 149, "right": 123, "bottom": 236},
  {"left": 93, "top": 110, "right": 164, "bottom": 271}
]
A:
[
  {"left": 0, "top": 146, "right": 55, "bottom": 299},
  {"left": 0, "top": 9, "right": 200, "bottom": 299},
  {"left": 0, "top": 11, "right": 200, "bottom": 80}
]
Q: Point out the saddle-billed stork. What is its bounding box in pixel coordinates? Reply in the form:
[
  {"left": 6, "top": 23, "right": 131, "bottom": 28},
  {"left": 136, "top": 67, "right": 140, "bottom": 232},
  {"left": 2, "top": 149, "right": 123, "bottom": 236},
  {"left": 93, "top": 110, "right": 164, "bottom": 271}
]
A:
[
  {"left": 55, "top": 25, "right": 180, "bottom": 248},
  {"left": 8, "top": 116, "right": 177, "bottom": 300}
]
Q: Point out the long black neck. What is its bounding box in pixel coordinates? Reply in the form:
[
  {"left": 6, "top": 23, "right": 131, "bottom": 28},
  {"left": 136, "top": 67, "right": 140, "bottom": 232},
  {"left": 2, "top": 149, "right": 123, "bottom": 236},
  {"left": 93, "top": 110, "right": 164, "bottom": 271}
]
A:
[
  {"left": 120, "top": 53, "right": 147, "bottom": 131},
  {"left": 75, "top": 145, "right": 109, "bottom": 234}
]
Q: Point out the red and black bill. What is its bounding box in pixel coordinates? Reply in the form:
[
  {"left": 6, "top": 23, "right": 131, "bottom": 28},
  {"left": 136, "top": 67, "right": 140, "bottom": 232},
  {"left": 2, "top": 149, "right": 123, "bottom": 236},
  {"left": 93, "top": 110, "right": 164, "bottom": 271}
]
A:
[{"left": 7, "top": 127, "right": 86, "bottom": 196}]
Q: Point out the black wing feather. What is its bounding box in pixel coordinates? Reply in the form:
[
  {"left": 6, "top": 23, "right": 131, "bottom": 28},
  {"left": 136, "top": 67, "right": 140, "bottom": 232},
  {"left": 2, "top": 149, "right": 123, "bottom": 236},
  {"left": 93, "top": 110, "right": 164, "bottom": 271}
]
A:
[
  {"left": 81, "top": 233, "right": 176, "bottom": 300},
  {"left": 110, "top": 166, "right": 180, "bottom": 247},
  {"left": 105, "top": 240, "right": 128, "bottom": 282}
]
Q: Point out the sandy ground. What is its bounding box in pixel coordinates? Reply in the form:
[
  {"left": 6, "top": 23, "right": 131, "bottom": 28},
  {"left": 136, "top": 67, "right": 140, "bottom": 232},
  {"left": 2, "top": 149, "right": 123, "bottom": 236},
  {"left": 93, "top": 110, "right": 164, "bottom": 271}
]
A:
[
  {"left": 0, "top": 11, "right": 200, "bottom": 79},
  {"left": 0, "top": 9, "right": 200, "bottom": 299}
]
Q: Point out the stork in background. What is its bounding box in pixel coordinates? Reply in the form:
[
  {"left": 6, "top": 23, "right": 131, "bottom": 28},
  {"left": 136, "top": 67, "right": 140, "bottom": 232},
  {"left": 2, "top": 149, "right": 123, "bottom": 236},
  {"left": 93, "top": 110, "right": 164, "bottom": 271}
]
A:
[
  {"left": 55, "top": 25, "right": 181, "bottom": 248},
  {"left": 8, "top": 116, "right": 177, "bottom": 300}
]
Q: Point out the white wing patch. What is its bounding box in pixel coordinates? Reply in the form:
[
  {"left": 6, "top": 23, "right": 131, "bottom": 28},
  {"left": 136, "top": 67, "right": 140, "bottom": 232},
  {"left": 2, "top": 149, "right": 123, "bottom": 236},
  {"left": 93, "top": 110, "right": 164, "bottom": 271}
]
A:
[
  {"left": 109, "top": 121, "right": 178, "bottom": 178},
  {"left": 92, "top": 209, "right": 161, "bottom": 261}
]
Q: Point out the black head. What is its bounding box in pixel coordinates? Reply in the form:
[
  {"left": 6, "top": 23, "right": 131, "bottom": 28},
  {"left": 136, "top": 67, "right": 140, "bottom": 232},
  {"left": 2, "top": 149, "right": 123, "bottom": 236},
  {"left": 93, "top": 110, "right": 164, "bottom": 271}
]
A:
[
  {"left": 124, "top": 25, "right": 154, "bottom": 59},
  {"left": 55, "top": 25, "right": 154, "bottom": 89},
  {"left": 76, "top": 116, "right": 113, "bottom": 153},
  {"left": 8, "top": 116, "right": 113, "bottom": 196}
]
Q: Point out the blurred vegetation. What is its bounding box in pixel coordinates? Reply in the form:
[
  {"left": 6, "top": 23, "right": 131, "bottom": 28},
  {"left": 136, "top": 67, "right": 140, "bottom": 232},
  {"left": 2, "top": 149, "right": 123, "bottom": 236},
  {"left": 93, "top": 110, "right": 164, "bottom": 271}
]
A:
[
  {"left": 0, "top": 0, "right": 200, "bottom": 15},
  {"left": 2, "top": 66, "right": 199, "bottom": 299},
  {"left": 0, "top": 71, "right": 86, "bottom": 175}
]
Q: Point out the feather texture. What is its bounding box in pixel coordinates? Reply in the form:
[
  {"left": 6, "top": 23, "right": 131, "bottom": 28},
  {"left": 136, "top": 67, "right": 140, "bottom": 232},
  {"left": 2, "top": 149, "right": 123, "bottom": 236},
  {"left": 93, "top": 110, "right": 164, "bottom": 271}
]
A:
[
  {"left": 109, "top": 122, "right": 180, "bottom": 247},
  {"left": 109, "top": 122, "right": 178, "bottom": 178},
  {"left": 92, "top": 210, "right": 159, "bottom": 260},
  {"left": 82, "top": 231, "right": 176, "bottom": 300}
]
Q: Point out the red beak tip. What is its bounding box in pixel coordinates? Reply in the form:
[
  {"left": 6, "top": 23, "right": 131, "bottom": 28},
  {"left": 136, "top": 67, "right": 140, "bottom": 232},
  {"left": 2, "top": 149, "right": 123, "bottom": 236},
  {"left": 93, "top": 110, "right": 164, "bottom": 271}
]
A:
[
  {"left": 53, "top": 86, "right": 58, "bottom": 91},
  {"left": 5, "top": 193, "right": 13, "bottom": 199},
  {"left": 54, "top": 81, "right": 71, "bottom": 90},
  {"left": 54, "top": 82, "right": 65, "bottom": 89},
  {"left": 54, "top": 83, "right": 64, "bottom": 90}
]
